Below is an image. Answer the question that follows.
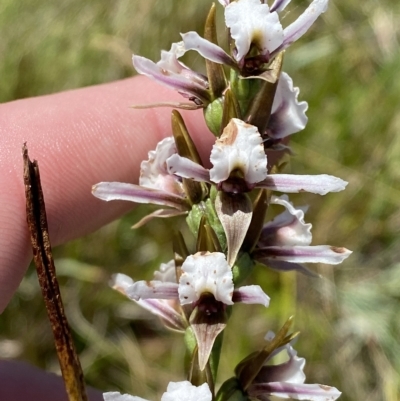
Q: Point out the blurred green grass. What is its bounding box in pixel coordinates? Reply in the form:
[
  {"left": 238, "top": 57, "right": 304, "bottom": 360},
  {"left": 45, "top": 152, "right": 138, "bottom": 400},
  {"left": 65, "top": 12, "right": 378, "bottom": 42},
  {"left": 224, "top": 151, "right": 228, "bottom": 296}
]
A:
[{"left": 1, "top": 1, "right": 400, "bottom": 400}]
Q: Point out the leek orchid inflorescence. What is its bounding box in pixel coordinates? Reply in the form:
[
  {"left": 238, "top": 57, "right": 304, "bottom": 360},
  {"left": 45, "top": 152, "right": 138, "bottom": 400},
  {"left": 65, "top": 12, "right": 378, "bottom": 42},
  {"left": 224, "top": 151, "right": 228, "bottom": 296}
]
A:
[{"left": 93, "top": 1, "right": 348, "bottom": 400}]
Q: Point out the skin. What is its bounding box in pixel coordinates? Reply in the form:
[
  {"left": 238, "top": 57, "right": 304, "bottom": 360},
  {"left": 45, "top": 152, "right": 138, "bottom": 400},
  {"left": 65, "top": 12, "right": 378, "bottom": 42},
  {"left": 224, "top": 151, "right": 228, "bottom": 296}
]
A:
[
  {"left": 0, "top": 360, "right": 104, "bottom": 401},
  {"left": 0, "top": 76, "right": 212, "bottom": 400}
]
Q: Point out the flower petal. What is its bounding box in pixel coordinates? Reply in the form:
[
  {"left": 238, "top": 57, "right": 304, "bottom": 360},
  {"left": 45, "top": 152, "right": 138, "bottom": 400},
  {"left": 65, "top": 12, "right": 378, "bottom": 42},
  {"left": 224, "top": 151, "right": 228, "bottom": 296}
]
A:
[
  {"left": 274, "top": 0, "right": 329, "bottom": 55},
  {"left": 92, "top": 182, "right": 189, "bottom": 210},
  {"left": 159, "top": 41, "right": 185, "bottom": 65},
  {"left": 268, "top": 72, "right": 308, "bottom": 139},
  {"left": 257, "top": 174, "right": 348, "bottom": 195},
  {"left": 250, "top": 382, "right": 341, "bottom": 401},
  {"left": 161, "top": 381, "right": 212, "bottom": 401},
  {"left": 110, "top": 273, "right": 134, "bottom": 294},
  {"left": 179, "top": 252, "right": 234, "bottom": 305},
  {"left": 139, "top": 137, "right": 185, "bottom": 196},
  {"left": 259, "top": 194, "right": 312, "bottom": 247},
  {"left": 136, "top": 298, "right": 185, "bottom": 331},
  {"left": 232, "top": 285, "right": 270, "bottom": 307},
  {"left": 132, "top": 52, "right": 210, "bottom": 103},
  {"left": 167, "top": 154, "right": 211, "bottom": 182},
  {"left": 209, "top": 119, "right": 268, "bottom": 185},
  {"left": 257, "top": 259, "right": 320, "bottom": 277},
  {"left": 181, "top": 32, "right": 236, "bottom": 68},
  {"left": 190, "top": 304, "right": 227, "bottom": 372},
  {"left": 111, "top": 274, "right": 185, "bottom": 331},
  {"left": 104, "top": 382, "right": 212, "bottom": 401},
  {"left": 255, "top": 343, "right": 305, "bottom": 384},
  {"left": 225, "top": 0, "right": 284, "bottom": 61},
  {"left": 153, "top": 260, "right": 177, "bottom": 283},
  {"left": 142, "top": 41, "right": 208, "bottom": 88},
  {"left": 125, "top": 280, "right": 179, "bottom": 301},
  {"left": 254, "top": 245, "right": 352, "bottom": 264},
  {"left": 270, "top": 0, "right": 292, "bottom": 13},
  {"left": 103, "top": 392, "right": 148, "bottom": 401},
  {"left": 157, "top": 41, "right": 203, "bottom": 86},
  {"left": 215, "top": 192, "right": 253, "bottom": 266}
]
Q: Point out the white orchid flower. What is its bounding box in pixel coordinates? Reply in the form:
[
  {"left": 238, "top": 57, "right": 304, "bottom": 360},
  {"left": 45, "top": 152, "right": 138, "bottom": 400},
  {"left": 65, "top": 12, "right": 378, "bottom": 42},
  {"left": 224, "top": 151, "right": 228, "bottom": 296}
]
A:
[
  {"left": 104, "top": 381, "right": 212, "bottom": 401},
  {"left": 254, "top": 195, "right": 352, "bottom": 275}
]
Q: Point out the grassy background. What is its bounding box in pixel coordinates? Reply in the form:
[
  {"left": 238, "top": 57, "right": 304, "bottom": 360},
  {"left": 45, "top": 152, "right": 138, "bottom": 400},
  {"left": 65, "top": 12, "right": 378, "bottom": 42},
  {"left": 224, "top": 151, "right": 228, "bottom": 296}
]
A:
[{"left": 1, "top": 1, "right": 400, "bottom": 400}]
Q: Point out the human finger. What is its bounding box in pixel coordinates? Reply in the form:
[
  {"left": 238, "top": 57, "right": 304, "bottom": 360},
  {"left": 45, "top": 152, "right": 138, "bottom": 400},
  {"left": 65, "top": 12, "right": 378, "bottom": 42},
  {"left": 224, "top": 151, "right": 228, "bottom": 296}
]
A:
[{"left": 0, "top": 76, "right": 213, "bottom": 312}]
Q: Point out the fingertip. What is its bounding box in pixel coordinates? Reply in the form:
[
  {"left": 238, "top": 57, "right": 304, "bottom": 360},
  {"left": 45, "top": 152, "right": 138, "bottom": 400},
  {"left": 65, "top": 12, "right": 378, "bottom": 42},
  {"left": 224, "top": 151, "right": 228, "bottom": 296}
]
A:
[{"left": 0, "top": 76, "right": 214, "bottom": 312}]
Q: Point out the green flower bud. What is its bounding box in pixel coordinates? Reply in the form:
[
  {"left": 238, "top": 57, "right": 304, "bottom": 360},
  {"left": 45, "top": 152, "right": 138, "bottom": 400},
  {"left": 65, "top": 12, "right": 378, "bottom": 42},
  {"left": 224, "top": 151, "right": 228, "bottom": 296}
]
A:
[{"left": 204, "top": 97, "right": 224, "bottom": 136}]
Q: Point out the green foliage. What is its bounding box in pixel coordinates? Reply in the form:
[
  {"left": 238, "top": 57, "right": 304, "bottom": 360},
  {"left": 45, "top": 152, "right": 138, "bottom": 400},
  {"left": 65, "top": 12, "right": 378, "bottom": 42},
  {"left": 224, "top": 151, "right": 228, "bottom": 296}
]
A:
[{"left": 1, "top": 1, "right": 400, "bottom": 400}]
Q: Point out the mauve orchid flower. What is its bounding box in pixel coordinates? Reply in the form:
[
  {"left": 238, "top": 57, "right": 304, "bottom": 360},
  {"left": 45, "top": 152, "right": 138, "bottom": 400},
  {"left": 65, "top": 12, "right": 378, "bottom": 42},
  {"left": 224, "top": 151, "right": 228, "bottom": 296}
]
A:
[
  {"left": 253, "top": 195, "right": 352, "bottom": 275},
  {"left": 132, "top": 0, "right": 328, "bottom": 109},
  {"left": 183, "top": 0, "right": 329, "bottom": 70},
  {"left": 92, "top": 137, "right": 189, "bottom": 228},
  {"left": 133, "top": 42, "right": 210, "bottom": 105},
  {"left": 247, "top": 332, "right": 342, "bottom": 401},
  {"left": 167, "top": 118, "right": 347, "bottom": 196},
  {"left": 104, "top": 381, "right": 212, "bottom": 401},
  {"left": 112, "top": 252, "right": 269, "bottom": 370},
  {"left": 113, "top": 252, "right": 269, "bottom": 309},
  {"left": 227, "top": 0, "right": 329, "bottom": 62},
  {"left": 112, "top": 261, "right": 186, "bottom": 332}
]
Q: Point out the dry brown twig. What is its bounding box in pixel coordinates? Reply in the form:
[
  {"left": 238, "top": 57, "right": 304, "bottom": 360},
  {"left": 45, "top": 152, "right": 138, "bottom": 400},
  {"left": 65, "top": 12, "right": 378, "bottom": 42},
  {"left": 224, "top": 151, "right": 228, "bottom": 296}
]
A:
[{"left": 23, "top": 143, "right": 88, "bottom": 401}]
